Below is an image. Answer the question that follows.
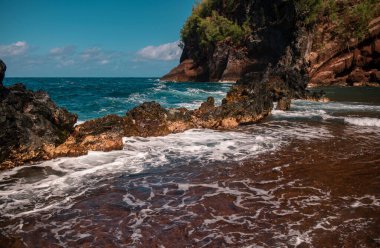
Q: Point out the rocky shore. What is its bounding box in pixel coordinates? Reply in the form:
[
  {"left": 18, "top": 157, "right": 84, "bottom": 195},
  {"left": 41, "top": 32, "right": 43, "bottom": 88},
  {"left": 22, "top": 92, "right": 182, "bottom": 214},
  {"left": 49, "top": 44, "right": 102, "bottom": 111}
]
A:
[
  {"left": 0, "top": 0, "right": 332, "bottom": 169},
  {"left": 0, "top": 70, "right": 275, "bottom": 169}
]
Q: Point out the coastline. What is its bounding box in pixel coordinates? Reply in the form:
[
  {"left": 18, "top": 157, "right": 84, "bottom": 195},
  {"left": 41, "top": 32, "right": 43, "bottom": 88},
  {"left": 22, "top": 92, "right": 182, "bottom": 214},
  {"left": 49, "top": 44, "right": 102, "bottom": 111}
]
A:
[{"left": 1, "top": 100, "right": 379, "bottom": 247}]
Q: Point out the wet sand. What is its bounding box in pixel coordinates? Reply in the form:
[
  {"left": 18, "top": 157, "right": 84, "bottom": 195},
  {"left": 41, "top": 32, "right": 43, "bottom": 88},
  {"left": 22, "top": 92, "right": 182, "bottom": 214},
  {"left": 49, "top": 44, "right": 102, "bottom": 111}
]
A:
[{"left": 1, "top": 122, "right": 379, "bottom": 247}]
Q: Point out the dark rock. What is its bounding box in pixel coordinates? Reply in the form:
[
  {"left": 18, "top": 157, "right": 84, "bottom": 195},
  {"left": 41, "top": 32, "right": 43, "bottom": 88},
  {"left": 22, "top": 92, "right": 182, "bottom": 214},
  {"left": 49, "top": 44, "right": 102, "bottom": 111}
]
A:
[
  {"left": 124, "top": 102, "right": 172, "bottom": 137},
  {"left": 50, "top": 114, "right": 125, "bottom": 158},
  {"left": 0, "top": 59, "right": 6, "bottom": 87},
  {"left": 198, "top": 97, "right": 215, "bottom": 113},
  {"left": 369, "top": 70, "right": 380, "bottom": 83},
  {"left": 347, "top": 68, "right": 367, "bottom": 85},
  {"left": 0, "top": 83, "right": 77, "bottom": 169}
]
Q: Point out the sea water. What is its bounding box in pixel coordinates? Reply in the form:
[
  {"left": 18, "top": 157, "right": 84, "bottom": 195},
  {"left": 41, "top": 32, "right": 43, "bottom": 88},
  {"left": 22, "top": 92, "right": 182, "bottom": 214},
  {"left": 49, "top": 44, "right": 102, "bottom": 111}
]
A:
[
  {"left": 1, "top": 78, "right": 380, "bottom": 247},
  {"left": 3, "top": 78, "right": 231, "bottom": 121}
]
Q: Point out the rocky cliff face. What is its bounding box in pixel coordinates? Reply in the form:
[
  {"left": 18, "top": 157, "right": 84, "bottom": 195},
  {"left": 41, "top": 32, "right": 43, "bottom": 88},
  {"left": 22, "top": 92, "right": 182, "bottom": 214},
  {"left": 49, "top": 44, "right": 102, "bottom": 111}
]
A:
[
  {"left": 308, "top": 15, "right": 380, "bottom": 87},
  {"left": 162, "top": 0, "right": 380, "bottom": 87},
  {"left": 3, "top": 0, "right": 366, "bottom": 169}
]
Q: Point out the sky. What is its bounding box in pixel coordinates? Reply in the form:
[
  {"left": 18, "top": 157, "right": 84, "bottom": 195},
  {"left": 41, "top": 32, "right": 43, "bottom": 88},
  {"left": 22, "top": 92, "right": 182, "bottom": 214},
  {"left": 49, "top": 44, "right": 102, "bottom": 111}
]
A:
[{"left": 0, "top": 0, "right": 195, "bottom": 77}]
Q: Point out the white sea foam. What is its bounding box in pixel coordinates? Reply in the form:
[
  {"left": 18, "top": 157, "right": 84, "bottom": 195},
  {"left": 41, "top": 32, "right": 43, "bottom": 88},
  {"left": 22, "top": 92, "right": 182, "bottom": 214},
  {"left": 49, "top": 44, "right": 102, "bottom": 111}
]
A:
[
  {"left": 292, "top": 99, "right": 380, "bottom": 112},
  {"left": 344, "top": 117, "right": 380, "bottom": 127},
  {"left": 0, "top": 121, "right": 334, "bottom": 220},
  {"left": 74, "top": 120, "right": 85, "bottom": 126}
]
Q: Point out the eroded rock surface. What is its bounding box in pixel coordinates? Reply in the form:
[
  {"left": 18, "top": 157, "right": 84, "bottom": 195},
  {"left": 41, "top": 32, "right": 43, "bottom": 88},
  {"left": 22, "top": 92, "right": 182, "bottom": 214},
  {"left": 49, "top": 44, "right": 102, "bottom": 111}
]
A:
[
  {"left": 308, "top": 15, "right": 380, "bottom": 87},
  {"left": 0, "top": 83, "right": 77, "bottom": 169}
]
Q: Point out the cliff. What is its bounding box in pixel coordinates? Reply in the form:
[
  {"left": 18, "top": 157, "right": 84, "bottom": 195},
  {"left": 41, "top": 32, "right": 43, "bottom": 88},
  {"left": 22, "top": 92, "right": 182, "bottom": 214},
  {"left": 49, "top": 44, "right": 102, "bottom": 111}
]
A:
[
  {"left": 1, "top": 0, "right": 354, "bottom": 169},
  {"left": 161, "top": 0, "right": 380, "bottom": 87}
]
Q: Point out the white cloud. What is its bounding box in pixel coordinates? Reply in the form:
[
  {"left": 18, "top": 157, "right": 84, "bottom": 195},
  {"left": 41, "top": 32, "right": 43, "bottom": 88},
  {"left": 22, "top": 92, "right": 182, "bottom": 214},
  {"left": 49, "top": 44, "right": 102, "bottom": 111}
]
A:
[
  {"left": 49, "top": 46, "right": 76, "bottom": 56},
  {"left": 80, "top": 47, "right": 102, "bottom": 61},
  {"left": 0, "top": 41, "right": 29, "bottom": 56},
  {"left": 99, "top": 59, "right": 109, "bottom": 65},
  {"left": 137, "top": 41, "right": 182, "bottom": 61}
]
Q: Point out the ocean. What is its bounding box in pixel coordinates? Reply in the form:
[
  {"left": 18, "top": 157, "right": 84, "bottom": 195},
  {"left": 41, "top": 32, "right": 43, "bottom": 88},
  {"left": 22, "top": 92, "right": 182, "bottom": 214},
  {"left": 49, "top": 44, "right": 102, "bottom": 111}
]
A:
[
  {"left": 3, "top": 78, "right": 232, "bottom": 121},
  {"left": 1, "top": 78, "right": 380, "bottom": 247}
]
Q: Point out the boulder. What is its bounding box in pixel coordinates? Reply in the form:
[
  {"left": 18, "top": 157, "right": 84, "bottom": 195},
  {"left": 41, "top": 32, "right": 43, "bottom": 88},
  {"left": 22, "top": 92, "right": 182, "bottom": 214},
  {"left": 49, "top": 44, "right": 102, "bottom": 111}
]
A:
[
  {"left": 0, "top": 83, "right": 77, "bottom": 169},
  {"left": 276, "top": 97, "right": 291, "bottom": 111},
  {"left": 369, "top": 70, "right": 380, "bottom": 83},
  {"left": 0, "top": 59, "right": 6, "bottom": 87},
  {"left": 347, "top": 68, "right": 367, "bottom": 85}
]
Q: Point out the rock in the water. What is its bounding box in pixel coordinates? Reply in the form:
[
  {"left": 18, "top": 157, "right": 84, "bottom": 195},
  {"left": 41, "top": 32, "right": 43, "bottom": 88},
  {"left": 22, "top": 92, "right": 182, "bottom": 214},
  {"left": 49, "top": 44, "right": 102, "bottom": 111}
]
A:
[
  {"left": 0, "top": 59, "right": 6, "bottom": 87},
  {"left": 276, "top": 97, "right": 291, "bottom": 111},
  {"left": 0, "top": 83, "right": 77, "bottom": 169}
]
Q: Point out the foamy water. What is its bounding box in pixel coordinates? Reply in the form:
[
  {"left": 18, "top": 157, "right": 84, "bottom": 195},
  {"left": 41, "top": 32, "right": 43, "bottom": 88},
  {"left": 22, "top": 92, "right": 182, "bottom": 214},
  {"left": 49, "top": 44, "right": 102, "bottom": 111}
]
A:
[{"left": 1, "top": 87, "right": 380, "bottom": 247}]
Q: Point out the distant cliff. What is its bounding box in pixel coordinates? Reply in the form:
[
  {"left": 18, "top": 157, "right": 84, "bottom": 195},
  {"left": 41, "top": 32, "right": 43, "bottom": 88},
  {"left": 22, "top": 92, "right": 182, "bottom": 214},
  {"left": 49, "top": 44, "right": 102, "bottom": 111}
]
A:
[{"left": 161, "top": 0, "right": 380, "bottom": 87}]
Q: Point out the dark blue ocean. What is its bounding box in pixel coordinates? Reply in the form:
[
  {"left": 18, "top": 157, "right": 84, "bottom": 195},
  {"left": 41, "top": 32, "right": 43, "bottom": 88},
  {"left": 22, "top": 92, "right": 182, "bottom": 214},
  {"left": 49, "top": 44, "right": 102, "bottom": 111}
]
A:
[{"left": 3, "top": 78, "right": 232, "bottom": 121}]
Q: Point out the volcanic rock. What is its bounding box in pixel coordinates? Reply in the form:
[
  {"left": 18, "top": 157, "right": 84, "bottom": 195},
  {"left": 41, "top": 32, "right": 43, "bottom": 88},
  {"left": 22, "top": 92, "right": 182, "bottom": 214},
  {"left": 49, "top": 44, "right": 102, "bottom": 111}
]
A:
[{"left": 0, "top": 83, "right": 77, "bottom": 169}]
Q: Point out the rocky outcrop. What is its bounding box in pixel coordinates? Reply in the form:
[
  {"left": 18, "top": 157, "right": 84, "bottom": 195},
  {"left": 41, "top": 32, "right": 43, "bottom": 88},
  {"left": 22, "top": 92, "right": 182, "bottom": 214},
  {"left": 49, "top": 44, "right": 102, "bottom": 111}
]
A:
[
  {"left": 0, "top": 82, "right": 274, "bottom": 169},
  {"left": 162, "top": 1, "right": 380, "bottom": 88},
  {"left": 308, "top": 15, "right": 380, "bottom": 87},
  {"left": 2, "top": 1, "right": 338, "bottom": 169},
  {"left": 0, "top": 83, "right": 78, "bottom": 169},
  {"left": 47, "top": 79, "right": 274, "bottom": 160},
  {"left": 160, "top": 59, "right": 207, "bottom": 82},
  {"left": 0, "top": 59, "right": 6, "bottom": 87}
]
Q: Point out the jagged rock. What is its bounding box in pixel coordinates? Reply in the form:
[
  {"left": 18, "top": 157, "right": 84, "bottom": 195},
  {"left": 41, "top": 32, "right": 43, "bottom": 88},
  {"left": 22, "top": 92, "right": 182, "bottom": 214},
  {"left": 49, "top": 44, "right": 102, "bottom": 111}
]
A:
[
  {"left": 160, "top": 59, "right": 207, "bottom": 82},
  {"left": 369, "top": 69, "right": 380, "bottom": 83},
  {"left": 276, "top": 97, "right": 291, "bottom": 111},
  {"left": 0, "top": 83, "right": 77, "bottom": 169},
  {"left": 0, "top": 59, "right": 6, "bottom": 87},
  {"left": 347, "top": 68, "right": 367, "bottom": 86},
  {"left": 307, "top": 9, "right": 380, "bottom": 87}
]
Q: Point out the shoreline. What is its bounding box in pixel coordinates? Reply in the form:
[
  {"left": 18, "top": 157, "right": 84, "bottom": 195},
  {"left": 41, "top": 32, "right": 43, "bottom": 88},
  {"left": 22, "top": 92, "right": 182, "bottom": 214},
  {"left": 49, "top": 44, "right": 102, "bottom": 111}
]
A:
[{"left": 1, "top": 115, "right": 379, "bottom": 247}]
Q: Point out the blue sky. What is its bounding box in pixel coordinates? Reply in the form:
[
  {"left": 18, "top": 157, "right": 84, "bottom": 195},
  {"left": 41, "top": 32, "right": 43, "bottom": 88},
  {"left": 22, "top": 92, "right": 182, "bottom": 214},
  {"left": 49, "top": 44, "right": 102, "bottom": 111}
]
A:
[{"left": 0, "top": 0, "right": 195, "bottom": 77}]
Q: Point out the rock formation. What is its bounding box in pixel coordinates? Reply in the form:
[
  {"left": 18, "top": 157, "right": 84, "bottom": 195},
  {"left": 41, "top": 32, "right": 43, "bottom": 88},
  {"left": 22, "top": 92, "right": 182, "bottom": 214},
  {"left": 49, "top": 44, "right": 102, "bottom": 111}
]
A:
[
  {"left": 0, "top": 82, "right": 78, "bottom": 169},
  {"left": 46, "top": 81, "right": 273, "bottom": 161},
  {"left": 6, "top": 1, "right": 372, "bottom": 169},
  {"left": 0, "top": 59, "right": 6, "bottom": 87},
  {"left": 161, "top": 0, "right": 380, "bottom": 87},
  {"left": 308, "top": 15, "right": 380, "bottom": 87}
]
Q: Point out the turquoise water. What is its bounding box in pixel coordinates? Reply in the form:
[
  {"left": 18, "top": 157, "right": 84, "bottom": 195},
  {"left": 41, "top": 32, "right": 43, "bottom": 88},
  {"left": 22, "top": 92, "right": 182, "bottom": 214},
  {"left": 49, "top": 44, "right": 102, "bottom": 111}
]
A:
[{"left": 3, "top": 78, "right": 232, "bottom": 121}]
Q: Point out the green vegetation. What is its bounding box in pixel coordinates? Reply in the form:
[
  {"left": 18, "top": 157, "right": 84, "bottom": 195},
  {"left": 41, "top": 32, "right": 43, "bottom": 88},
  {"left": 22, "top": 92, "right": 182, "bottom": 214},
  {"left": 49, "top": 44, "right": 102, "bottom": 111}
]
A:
[
  {"left": 295, "top": 0, "right": 379, "bottom": 40},
  {"left": 180, "top": 0, "right": 379, "bottom": 61},
  {"left": 294, "top": 0, "right": 324, "bottom": 25},
  {"left": 349, "top": 0, "right": 379, "bottom": 39},
  {"left": 180, "top": 0, "right": 251, "bottom": 51}
]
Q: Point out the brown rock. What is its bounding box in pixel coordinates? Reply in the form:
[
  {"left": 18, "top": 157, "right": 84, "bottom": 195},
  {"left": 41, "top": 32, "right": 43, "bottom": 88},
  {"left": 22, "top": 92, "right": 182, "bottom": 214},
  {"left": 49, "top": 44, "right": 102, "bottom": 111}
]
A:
[
  {"left": 347, "top": 68, "right": 367, "bottom": 85},
  {"left": 373, "top": 39, "right": 380, "bottom": 54},
  {"left": 306, "top": 52, "right": 319, "bottom": 66},
  {"left": 160, "top": 59, "right": 206, "bottom": 82},
  {"left": 369, "top": 70, "right": 380, "bottom": 83},
  {"left": 361, "top": 45, "right": 372, "bottom": 57},
  {"left": 220, "top": 117, "right": 239, "bottom": 128},
  {"left": 198, "top": 97, "right": 215, "bottom": 113},
  {"left": 276, "top": 97, "right": 291, "bottom": 111},
  {"left": 310, "top": 71, "right": 335, "bottom": 85},
  {"left": 124, "top": 102, "right": 172, "bottom": 137}
]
